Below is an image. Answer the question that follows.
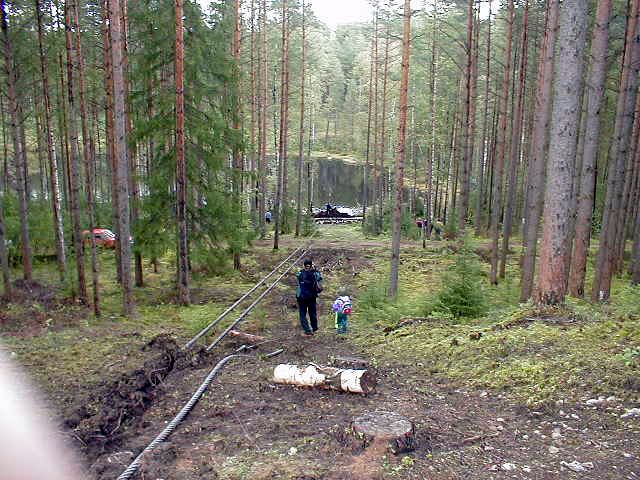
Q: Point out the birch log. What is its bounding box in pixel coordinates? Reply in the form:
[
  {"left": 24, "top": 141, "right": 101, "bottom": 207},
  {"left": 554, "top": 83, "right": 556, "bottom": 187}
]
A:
[{"left": 273, "top": 364, "right": 376, "bottom": 394}]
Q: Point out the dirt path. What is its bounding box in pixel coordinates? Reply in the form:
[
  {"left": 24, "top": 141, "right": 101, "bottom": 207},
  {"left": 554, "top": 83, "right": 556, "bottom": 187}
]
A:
[{"left": 81, "top": 241, "right": 639, "bottom": 480}]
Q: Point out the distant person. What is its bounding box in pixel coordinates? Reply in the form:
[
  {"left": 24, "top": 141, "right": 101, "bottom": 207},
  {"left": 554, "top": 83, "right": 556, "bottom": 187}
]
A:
[
  {"left": 295, "top": 258, "right": 323, "bottom": 336},
  {"left": 265, "top": 211, "right": 272, "bottom": 224},
  {"left": 332, "top": 293, "right": 353, "bottom": 334}
]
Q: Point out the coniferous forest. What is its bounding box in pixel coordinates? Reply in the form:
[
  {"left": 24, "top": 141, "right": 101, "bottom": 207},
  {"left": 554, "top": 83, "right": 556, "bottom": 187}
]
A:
[{"left": 1, "top": 1, "right": 640, "bottom": 478}]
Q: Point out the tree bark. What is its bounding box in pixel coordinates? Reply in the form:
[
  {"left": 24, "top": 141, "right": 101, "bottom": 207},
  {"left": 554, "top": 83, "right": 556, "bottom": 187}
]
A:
[
  {"left": 458, "top": 0, "right": 474, "bottom": 233},
  {"left": 1, "top": 4, "right": 33, "bottom": 281},
  {"left": 273, "top": 364, "right": 376, "bottom": 394},
  {"left": 500, "top": 1, "right": 529, "bottom": 279},
  {"left": 371, "top": 9, "right": 379, "bottom": 230},
  {"left": 378, "top": 22, "right": 390, "bottom": 227},
  {"left": 592, "top": 0, "right": 640, "bottom": 302},
  {"left": 389, "top": 0, "right": 412, "bottom": 299},
  {"left": 274, "top": 0, "right": 288, "bottom": 249},
  {"left": 569, "top": 0, "right": 613, "bottom": 297},
  {"left": 536, "top": 0, "right": 588, "bottom": 306},
  {"left": 110, "top": 0, "right": 135, "bottom": 314},
  {"left": 295, "top": 0, "right": 306, "bottom": 237},
  {"left": 489, "top": 0, "right": 514, "bottom": 285},
  {"left": 35, "top": 0, "right": 67, "bottom": 282},
  {"left": 175, "top": 0, "right": 189, "bottom": 306},
  {"left": 0, "top": 191, "right": 10, "bottom": 299},
  {"left": 258, "top": 0, "right": 267, "bottom": 239},
  {"left": 474, "top": 1, "right": 491, "bottom": 236},
  {"left": 363, "top": 12, "right": 376, "bottom": 223},
  {"left": 424, "top": 1, "right": 438, "bottom": 244},
  {"left": 64, "top": 1, "right": 88, "bottom": 302},
  {"left": 632, "top": 189, "right": 640, "bottom": 284},
  {"left": 232, "top": 0, "right": 243, "bottom": 269},
  {"left": 250, "top": 0, "right": 258, "bottom": 227},
  {"left": 72, "top": 0, "right": 100, "bottom": 316},
  {"left": 519, "top": 0, "right": 559, "bottom": 301}
]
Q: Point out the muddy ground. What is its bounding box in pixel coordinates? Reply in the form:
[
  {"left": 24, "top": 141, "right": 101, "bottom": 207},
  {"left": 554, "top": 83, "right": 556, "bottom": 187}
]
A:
[{"left": 3, "top": 239, "right": 640, "bottom": 479}]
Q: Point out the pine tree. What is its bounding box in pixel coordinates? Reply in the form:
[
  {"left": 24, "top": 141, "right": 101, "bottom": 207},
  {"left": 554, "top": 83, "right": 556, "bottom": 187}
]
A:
[{"left": 536, "top": 0, "right": 588, "bottom": 306}]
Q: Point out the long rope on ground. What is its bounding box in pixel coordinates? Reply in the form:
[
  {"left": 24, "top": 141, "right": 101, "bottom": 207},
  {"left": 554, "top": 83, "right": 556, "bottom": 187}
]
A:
[
  {"left": 183, "top": 244, "right": 307, "bottom": 350},
  {"left": 206, "top": 248, "right": 310, "bottom": 352},
  {"left": 115, "top": 348, "right": 283, "bottom": 480}
]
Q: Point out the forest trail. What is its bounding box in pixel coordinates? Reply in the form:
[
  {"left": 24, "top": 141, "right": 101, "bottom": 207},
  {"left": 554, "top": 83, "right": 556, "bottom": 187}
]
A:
[{"left": 77, "top": 238, "right": 639, "bottom": 480}]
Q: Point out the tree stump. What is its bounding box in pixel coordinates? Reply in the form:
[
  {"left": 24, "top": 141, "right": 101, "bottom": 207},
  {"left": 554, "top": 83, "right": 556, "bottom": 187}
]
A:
[
  {"left": 351, "top": 411, "right": 415, "bottom": 454},
  {"left": 273, "top": 364, "right": 376, "bottom": 394}
]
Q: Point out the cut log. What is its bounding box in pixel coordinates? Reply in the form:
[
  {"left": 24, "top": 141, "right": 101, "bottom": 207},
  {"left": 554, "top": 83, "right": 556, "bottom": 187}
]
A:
[
  {"left": 351, "top": 411, "right": 415, "bottom": 454},
  {"left": 228, "top": 330, "right": 266, "bottom": 344},
  {"left": 273, "top": 363, "right": 376, "bottom": 394}
]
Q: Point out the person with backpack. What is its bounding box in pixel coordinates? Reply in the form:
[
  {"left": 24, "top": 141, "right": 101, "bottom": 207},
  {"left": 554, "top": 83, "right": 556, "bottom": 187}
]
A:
[{"left": 296, "top": 258, "right": 323, "bottom": 336}]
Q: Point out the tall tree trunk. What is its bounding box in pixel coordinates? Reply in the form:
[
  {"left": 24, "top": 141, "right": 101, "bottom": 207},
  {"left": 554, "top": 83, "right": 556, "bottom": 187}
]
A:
[
  {"left": 475, "top": 0, "right": 491, "bottom": 236},
  {"left": 119, "top": 0, "right": 143, "bottom": 288},
  {"left": 64, "top": 1, "right": 88, "bottom": 302},
  {"left": 281, "top": 19, "right": 291, "bottom": 236},
  {"left": 72, "top": 0, "right": 100, "bottom": 316},
  {"left": 0, "top": 95, "right": 7, "bottom": 194},
  {"left": 295, "top": 0, "right": 306, "bottom": 237},
  {"left": 110, "top": 0, "right": 135, "bottom": 314},
  {"left": 378, "top": 22, "right": 390, "bottom": 227},
  {"left": 274, "top": 0, "right": 288, "bottom": 249},
  {"left": 458, "top": 0, "right": 474, "bottom": 233},
  {"left": 0, "top": 191, "right": 9, "bottom": 299},
  {"left": 389, "top": 0, "right": 412, "bottom": 299},
  {"left": 612, "top": 93, "right": 640, "bottom": 273},
  {"left": 250, "top": 0, "right": 257, "bottom": 226},
  {"left": 232, "top": 0, "right": 243, "bottom": 269},
  {"left": 363, "top": 13, "right": 376, "bottom": 223},
  {"left": 489, "top": 0, "right": 514, "bottom": 285},
  {"left": 500, "top": 1, "right": 529, "bottom": 279},
  {"left": 101, "top": 0, "right": 122, "bottom": 284},
  {"left": 1, "top": 4, "right": 33, "bottom": 281},
  {"left": 258, "top": 0, "right": 267, "bottom": 239},
  {"left": 569, "top": 0, "right": 613, "bottom": 297},
  {"left": 536, "top": 0, "right": 588, "bottom": 305},
  {"left": 592, "top": 0, "right": 640, "bottom": 302},
  {"left": 371, "top": 9, "right": 379, "bottom": 230},
  {"left": 36, "top": 0, "right": 67, "bottom": 281},
  {"left": 175, "top": 0, "right": 189, "bottom": 305},
  {"left": 632, "top": 187, "right": 640, "bottom": 283},
  {"left": 424, "top": 1, "right": 438, "bottom": 244},
  {"left": 519, "top": 0, "right": 559, "bottom": 301}
]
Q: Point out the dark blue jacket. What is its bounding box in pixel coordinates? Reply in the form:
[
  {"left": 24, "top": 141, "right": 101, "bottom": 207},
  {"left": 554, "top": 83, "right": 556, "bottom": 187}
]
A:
[{"left": 296, "top": 269, "right": 323, "bottom": 299}]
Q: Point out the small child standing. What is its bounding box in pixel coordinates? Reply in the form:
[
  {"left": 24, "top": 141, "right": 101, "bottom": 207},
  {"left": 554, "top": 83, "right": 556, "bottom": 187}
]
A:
[{"left": 332, "top": 294, "right": 353, "bottom": 334}]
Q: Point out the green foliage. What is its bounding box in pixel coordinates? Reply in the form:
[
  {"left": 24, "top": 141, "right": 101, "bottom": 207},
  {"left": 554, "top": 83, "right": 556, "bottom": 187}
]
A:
[
  {"left": 301, "top": 213, "right": 318, "bottom": 237},
  {"left": 429, "top": 241, "right": 487, "bottom": 319},
  {"left": 443, "top": 212, "right": 458, "bottom": 239},
  {"left": 3, "top": 194, "right": 66, "bottom": 264},
  {"left": 128, "top": 0, "right": 247, "bottom": 272}
]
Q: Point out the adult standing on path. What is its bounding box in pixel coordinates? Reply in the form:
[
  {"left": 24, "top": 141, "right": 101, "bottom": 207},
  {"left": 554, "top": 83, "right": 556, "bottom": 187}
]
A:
[{"left": 296, "top": 258, "right": 323, "bottom": 335}]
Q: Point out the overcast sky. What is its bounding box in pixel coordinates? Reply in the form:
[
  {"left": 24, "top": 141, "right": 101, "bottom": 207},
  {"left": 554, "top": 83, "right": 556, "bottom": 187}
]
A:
[
  {"left": 311, "top": 0, "right": 499, "bottom": 28},
  {"left": 197, "top": 1, "right": 500, "bottom": 29},
  {"left": 311, "top": 0, "right": 374, "bottom": 28}
]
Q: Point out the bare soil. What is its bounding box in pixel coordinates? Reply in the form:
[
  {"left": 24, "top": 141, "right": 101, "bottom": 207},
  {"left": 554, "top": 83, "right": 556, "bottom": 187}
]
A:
[{"left": 0, "top": 279, "right": 86, "bottom": 337}]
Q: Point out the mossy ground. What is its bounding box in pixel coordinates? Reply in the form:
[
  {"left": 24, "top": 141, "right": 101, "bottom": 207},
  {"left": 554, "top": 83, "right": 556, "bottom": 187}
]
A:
[{"left": 350, "top": 233, "right": 640, "bottom": 407}]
